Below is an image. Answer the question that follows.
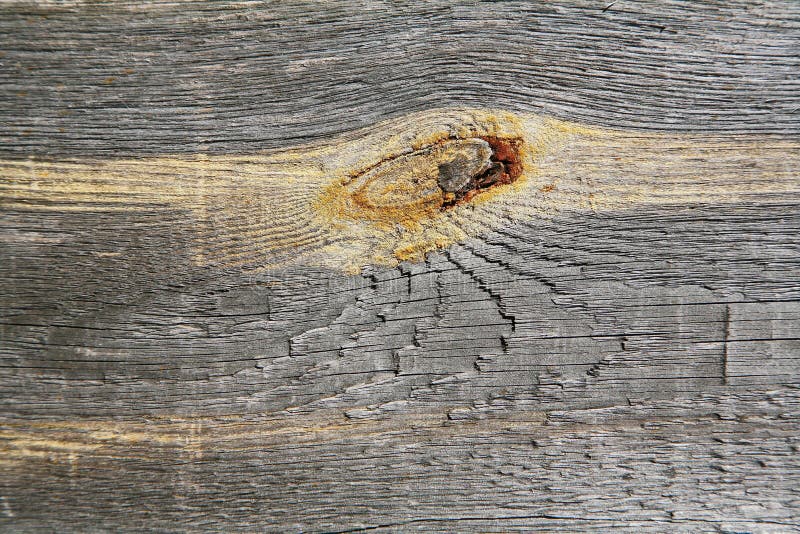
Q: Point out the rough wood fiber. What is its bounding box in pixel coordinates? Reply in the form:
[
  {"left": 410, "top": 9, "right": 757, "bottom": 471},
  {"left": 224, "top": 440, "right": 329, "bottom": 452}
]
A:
[{"left": 1, "top": 1, "right": 800, "bottom": 532}]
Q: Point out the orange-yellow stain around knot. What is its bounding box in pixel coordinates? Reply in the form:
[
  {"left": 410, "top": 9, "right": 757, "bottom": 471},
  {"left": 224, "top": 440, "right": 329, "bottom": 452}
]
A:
[
  {"left": 310, "top": 110, "right": 543, "bottom": 268},
  {"left": 540, "top": 183, "right": 556, "bottom": 193}
]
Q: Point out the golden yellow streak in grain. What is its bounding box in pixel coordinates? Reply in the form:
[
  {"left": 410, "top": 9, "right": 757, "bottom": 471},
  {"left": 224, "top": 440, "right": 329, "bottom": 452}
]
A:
[
  {"left": 0, "top": 410, "right": 548, "bottom": 464},
  {"left": 1, "top": 108, "right": 798, "bottom": 273}
]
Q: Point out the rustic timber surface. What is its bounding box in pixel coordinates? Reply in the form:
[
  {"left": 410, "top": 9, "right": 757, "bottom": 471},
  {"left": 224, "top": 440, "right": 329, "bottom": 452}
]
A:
[{"left": 1, "top": 1, "right": 799, "bottom": 532}]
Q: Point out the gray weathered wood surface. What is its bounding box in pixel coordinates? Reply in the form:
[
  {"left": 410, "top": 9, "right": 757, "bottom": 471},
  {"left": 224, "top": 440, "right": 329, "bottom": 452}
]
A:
[{"left": 1, "top": 1, "right": 799, "bottom": 532}]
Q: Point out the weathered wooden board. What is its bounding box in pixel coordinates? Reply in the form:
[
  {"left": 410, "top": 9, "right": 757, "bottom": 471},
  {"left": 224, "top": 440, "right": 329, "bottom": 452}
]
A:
[{"left": 1, "top": 1, "right": 799, "bottom": 532}]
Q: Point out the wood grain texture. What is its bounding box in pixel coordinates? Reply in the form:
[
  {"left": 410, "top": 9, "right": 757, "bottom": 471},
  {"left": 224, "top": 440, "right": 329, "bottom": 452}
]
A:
[{"left": 1, "top": 1, "right": 799, "bottom": 532}]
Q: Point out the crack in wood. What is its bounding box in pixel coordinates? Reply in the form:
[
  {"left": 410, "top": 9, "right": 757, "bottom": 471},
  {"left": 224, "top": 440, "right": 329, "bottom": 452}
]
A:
[{"left": 722, "top": 304, "right": 731, "bottom": 386}]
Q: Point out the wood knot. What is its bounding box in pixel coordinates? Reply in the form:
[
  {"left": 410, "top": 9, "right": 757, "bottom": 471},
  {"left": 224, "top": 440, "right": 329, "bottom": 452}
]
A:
[
  {"left": 439, "top": 136, "right": 524, "bottom": 208},
  {"left": 335, "top": 135, "right": 525, "bottom": 225}
]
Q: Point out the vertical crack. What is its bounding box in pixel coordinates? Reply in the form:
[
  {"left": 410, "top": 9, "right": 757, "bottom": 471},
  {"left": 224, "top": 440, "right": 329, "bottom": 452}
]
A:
[
  {"left": 722, "top": 304, "right": 730, "bottom": 385},
  {"left": 398, "top": 263, "right": 413, "bottom": 297}
]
